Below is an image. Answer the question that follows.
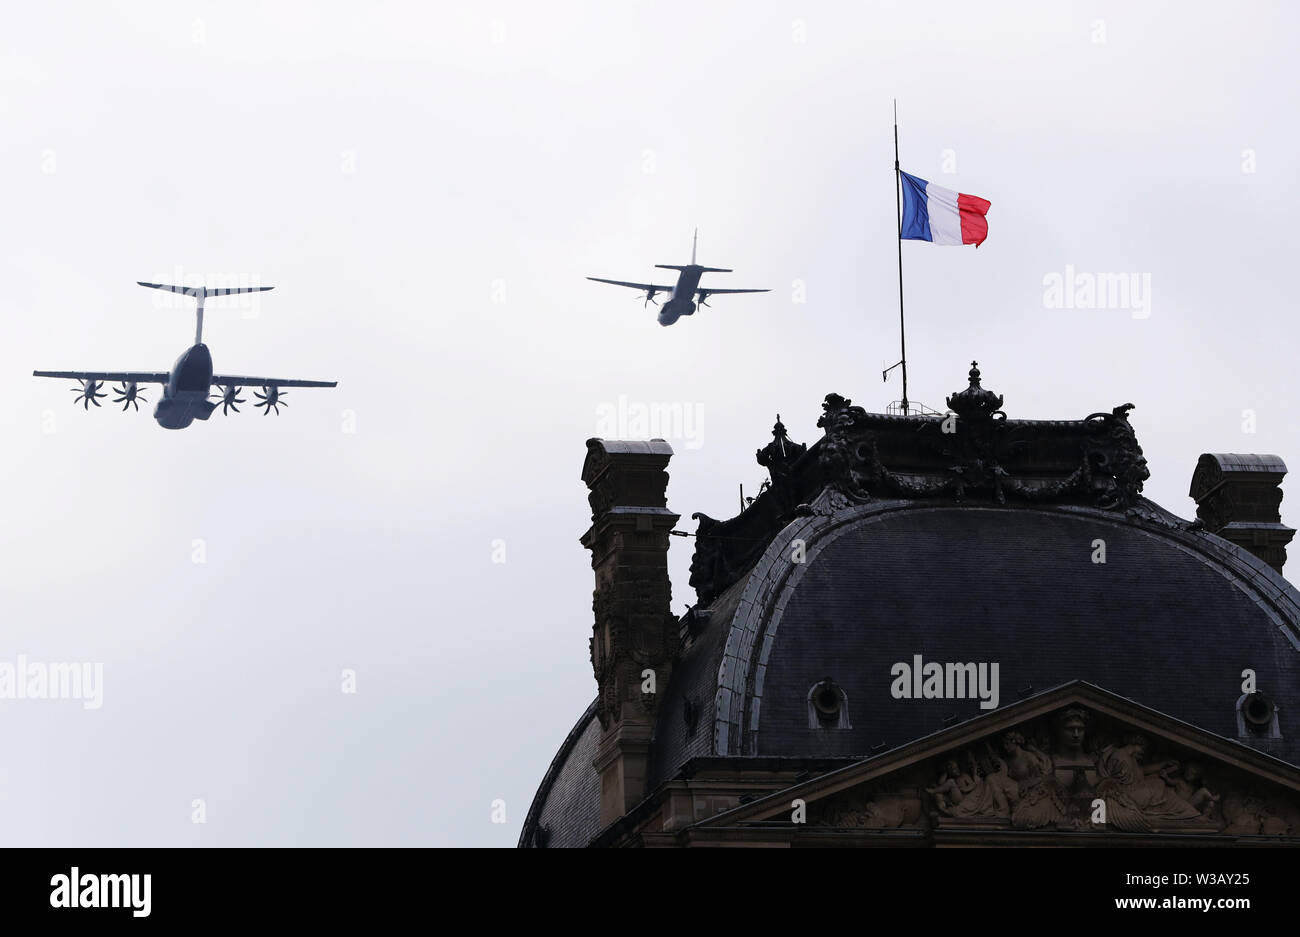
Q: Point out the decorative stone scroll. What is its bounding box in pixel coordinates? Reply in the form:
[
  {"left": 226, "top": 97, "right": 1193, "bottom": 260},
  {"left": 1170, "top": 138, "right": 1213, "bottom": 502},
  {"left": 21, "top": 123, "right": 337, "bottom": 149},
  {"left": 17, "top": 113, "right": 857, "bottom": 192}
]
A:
[
  {"left": 815, "top": 364, "right": 1151, "bottom": 511},
  {"left": 689, "top": 363, "right": 1155, "bottom": 607}
]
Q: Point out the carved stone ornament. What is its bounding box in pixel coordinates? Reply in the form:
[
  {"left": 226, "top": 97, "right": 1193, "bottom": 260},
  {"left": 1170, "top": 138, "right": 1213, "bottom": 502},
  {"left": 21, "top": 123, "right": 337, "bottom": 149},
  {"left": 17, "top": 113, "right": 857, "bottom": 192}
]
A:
[
  {"left": 588, "top": 570, "right": 677, "bottom": 729},
  {"left": 803, "top": 705, "right": 1300, "bottom": 837},
  {"left": 756, "top": 414, "right": 807, "bottom": 488},
  {"left": 813, "top": 790, "right": 922, "bottom": 830},
  {"left": 688, "top": 364, "right": 1154, "bottom": 607},
  {"left": 921, "top": 707, "right": 1300, "bottom": 835},
  {"left": 815, "top": 363, "right": 1150, "bottom": 511}
]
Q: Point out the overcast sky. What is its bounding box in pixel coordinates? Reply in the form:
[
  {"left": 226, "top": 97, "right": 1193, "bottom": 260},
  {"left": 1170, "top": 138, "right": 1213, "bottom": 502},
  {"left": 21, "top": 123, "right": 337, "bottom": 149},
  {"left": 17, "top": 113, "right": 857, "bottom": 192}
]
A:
[{"left": 2, "top": 1, "right": 1297, "bottom": 847}]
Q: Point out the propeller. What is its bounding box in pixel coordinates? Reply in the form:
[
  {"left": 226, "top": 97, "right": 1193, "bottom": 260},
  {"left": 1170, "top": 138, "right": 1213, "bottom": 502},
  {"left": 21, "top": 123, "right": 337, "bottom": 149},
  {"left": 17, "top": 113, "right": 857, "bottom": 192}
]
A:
[
  {"left": 112, "top": 381, "right": 147, "bottom": 411},
  {"left": 643, "top": 287, "right": 660, "bottom": 308},
  {"left": 210, "top": 384, "right": 245, "bottom": 415},
  {"left": 697, "top": 290, "right": 711, "bottom": 308},
  {"left": 71, "top": 379, "right": 106, "bottom": 409},
  {"left": 253, "top": 385, "right": 287, "bottom": 416}
]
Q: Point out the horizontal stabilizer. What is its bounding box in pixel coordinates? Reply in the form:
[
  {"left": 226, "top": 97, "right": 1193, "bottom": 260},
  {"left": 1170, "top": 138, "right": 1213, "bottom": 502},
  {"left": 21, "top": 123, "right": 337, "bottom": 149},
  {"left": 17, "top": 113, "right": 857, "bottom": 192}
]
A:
[
  {"left": 655, "top": 264, "right": 734, "bottom": 273},
  {"left": 137, "top": 282, "right": 274, "bottom": 296},
  {"left": 137, "top": 282, "right": 197, "bottom": 295}
]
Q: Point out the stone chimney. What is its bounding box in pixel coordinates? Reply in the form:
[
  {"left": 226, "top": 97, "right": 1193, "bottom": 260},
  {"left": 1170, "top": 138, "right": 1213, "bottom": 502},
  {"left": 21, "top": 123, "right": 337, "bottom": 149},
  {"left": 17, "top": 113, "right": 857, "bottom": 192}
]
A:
[
  {"left": 580, "top": 438, "right": 680, "bottom": 826},
  {"left": 1189, "top": 453, "right": 1295, "bottom": 575}
]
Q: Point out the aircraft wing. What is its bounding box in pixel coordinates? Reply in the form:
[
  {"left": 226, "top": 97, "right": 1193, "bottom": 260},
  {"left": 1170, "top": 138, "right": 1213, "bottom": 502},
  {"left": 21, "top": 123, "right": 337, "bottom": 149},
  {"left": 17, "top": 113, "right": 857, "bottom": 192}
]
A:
[
  {"left": 587, "top": 277, "right": 676, "bottom": 292},
  {"left": 210, "top": 374, "right": 338, "bottom": 389},
  {"left": 33, "top": 370, "right": 169, "bottom": 383},
  {"left": 695, "top": 288, "right": 771, "bottom": 296}
]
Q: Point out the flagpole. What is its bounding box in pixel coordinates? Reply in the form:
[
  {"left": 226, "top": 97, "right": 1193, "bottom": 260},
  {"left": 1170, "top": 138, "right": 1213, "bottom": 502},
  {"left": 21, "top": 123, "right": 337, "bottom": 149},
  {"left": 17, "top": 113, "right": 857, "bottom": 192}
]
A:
[{"left": 893, "top": 99, "right": 909, "bottom": 416}]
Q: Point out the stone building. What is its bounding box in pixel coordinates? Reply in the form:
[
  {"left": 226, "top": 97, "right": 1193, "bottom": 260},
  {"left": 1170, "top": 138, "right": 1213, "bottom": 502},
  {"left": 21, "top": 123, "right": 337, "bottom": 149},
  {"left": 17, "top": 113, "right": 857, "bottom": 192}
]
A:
[{"left": 520, "top": 364, "right": 1300, "bottom": 846}]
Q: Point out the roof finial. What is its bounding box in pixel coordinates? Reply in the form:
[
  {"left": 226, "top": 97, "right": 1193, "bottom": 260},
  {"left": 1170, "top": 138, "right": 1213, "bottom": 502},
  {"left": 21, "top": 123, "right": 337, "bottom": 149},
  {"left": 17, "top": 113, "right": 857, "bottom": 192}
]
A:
[
  {"left": 947, "top": 360, "right": 1004, "bottom": 420},
  {"left": 757, "top": 413, "right": 806, "bottom": 482}
]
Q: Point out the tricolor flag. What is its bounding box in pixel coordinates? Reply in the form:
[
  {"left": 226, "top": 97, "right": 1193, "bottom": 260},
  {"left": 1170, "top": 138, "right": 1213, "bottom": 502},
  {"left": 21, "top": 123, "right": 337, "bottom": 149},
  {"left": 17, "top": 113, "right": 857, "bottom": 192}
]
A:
[{"left": 898, "top": 170, "right": 991, "bottom": 247}]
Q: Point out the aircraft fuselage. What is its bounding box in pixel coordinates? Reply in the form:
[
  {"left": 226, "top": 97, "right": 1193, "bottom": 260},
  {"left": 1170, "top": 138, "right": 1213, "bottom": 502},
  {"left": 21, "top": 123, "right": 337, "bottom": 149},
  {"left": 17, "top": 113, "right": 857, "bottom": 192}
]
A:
[
  {"left": 154, "top": 343, "right": 218, "bottom": 429},
  {"left": 658, "top": 266, "right": 703, "bottom": 326}
]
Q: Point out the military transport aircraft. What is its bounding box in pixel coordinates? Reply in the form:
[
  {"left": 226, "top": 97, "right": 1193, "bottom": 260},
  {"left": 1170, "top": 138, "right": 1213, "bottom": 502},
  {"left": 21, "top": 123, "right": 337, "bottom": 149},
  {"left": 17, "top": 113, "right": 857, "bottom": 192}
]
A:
[
  {"left": 33, "top": 282, "right": 337, "bottom": 430},
  {"left": 587, "top": 230, "right": 769, "bottom": 326}
]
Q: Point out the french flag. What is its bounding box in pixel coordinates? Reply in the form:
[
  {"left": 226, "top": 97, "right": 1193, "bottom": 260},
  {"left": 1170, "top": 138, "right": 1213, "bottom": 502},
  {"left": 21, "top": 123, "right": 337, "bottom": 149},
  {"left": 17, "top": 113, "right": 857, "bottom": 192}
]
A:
[{"left": 899, "top": 170, "right": 991, "bottom": 247}]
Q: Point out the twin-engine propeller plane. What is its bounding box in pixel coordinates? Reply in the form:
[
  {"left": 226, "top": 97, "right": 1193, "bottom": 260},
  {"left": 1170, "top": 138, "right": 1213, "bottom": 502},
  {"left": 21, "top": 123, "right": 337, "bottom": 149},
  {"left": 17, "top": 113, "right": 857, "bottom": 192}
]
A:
[
  {"left": 33, "top": 281, "right": 338, "bottom": 430},
  {"left": 587, "top": 230, "right": 769, "bottom": 326}
]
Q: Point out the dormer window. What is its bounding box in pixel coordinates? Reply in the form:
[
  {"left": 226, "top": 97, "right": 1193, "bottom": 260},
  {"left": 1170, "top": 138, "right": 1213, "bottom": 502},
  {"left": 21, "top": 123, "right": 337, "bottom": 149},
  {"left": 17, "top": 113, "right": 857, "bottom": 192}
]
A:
[
  {"left": 1237, "top": 691, "right": 1281, "bottom": 739},
  {"left": 808, "top": 678, "right": 851, "bottom": 729}
]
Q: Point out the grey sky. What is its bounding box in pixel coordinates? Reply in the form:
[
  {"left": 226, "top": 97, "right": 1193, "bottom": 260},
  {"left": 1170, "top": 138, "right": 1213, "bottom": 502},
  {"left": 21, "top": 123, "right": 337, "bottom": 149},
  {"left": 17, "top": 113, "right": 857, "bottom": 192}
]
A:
[{"left": 2, "top": 1, "right": 1297, "bottom": 846}]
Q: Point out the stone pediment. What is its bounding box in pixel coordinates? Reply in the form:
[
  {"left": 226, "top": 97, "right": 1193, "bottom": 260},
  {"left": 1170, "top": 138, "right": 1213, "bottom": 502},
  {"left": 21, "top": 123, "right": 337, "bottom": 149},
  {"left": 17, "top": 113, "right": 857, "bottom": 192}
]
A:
[{"left": 691, "top": 683, "right": 1300, "bottom": 843}]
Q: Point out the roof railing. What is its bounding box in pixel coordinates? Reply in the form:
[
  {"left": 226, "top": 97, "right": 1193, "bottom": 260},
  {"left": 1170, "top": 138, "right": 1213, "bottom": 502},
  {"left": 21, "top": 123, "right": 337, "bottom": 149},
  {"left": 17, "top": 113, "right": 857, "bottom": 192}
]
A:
[{"left": 885, "top": 400, "right": 945, "bottom": 417}]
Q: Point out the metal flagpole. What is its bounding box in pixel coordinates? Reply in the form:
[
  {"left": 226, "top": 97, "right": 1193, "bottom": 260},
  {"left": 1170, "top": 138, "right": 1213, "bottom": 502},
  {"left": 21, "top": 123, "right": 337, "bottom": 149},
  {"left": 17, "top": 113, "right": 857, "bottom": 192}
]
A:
[{"left": 893, "top": 99, "right": 909, "bottom": 416}]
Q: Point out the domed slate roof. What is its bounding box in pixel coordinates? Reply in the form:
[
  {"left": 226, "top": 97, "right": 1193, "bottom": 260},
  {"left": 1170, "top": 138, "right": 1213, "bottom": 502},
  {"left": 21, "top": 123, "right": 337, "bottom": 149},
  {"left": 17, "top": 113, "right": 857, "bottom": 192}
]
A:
[
  {"left": 522, "top": 366, "right": 1300, "bottom": 846},
  {"left": 709, "top": 497, "right": 1300, "bottom": 763}
]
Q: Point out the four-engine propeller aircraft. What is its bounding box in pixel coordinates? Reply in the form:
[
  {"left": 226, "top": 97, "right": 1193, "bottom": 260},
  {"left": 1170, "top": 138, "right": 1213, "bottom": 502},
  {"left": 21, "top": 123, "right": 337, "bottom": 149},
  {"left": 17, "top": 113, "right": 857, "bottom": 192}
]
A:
[
  {"left": 587, "top": 230, "right": 769, "bottom": 326},
  {"left": 33, "top": 281, "right": 338, "bottom": 430}
]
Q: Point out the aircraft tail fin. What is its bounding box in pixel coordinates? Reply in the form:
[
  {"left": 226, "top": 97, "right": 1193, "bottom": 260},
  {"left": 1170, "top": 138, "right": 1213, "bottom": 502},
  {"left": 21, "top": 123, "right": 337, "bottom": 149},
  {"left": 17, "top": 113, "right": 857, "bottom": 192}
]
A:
[
  {"left": 659, "top": 232, "right": 730, "bottom": 272},
  {"left": 137, "top": 281, "right": 274, "bottom": 345}
]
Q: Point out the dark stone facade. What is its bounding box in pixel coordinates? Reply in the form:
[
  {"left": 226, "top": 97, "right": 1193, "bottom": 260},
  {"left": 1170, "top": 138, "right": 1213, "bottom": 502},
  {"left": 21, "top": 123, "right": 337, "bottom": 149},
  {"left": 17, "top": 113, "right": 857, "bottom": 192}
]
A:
[{"left": 522, "top": 365, "right": 1300, "bottom": 847}]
